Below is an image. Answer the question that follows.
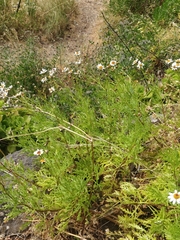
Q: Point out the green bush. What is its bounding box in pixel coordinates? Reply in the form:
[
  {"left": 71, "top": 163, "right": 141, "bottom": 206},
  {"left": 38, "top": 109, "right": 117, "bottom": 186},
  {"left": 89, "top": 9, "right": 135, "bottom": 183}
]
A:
[
  {"left": 109, "top": 0, "right": 180, "bottom": 27},
  {"left": 109, "top": 0, "right": 164, "bottom": 16},
  {"left": 1, "top": 1, "right": 180, "bottom": 238},
  {"left": 0, "top": 62, "right": 152, "bottom": 237},
  {"left": 1, "top": 51, "right": 180, "bottom": 237},
  {"left": 152, "top": 0, "right": 180, "bottom": 25}
]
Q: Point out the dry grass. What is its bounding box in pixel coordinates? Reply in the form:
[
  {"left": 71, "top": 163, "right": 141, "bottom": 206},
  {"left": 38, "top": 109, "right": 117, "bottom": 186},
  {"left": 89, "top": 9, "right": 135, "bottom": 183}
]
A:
[
  {"left": 158, "top": 25, "right": 180, "bottom": 41},
  {"left": 0, "top": 0, "right": 76, "bottom": 41}
]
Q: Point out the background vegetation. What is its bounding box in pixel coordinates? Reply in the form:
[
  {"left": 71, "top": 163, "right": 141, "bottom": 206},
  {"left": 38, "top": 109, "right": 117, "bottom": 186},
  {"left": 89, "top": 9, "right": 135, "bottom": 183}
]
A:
[{"left": 0, "top": 0, "right": 180, "bottom": 239}]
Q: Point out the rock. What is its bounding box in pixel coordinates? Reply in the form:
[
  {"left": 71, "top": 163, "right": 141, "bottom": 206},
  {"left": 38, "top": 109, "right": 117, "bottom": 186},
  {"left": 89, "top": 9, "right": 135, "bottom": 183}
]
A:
[
  {"left": 1, "top": 150, "right": 36, "bottom": 169},
  {"left": 0, "top": 150, "right": 36, "bottom": 239}
]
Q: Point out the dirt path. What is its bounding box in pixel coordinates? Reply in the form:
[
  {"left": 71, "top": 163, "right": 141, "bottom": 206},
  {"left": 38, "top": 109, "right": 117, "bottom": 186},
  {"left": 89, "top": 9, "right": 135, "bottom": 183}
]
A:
[
  {"left": 39, "top": 0, "right": 107, "bottom": 66},
  {"left": 62, "top": 0, "right": 106, "bottom": 61}
]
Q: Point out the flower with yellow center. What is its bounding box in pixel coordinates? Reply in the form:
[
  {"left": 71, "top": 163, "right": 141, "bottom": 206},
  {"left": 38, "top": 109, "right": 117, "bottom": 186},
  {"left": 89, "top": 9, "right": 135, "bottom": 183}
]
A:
[
  {"left": 34, "top": 149, "right": 44, "bottom": 156},
  {"left": 74, "top": 51, "right": 81, "bottom": 56},
  {"left": 175, "top": 59, "right": 180, "bottom": 68},
  {"left": 171, "top": 62, "right": 178, "bottom": 70},
  {"left": 165, "top": 59, "right": 173, "bottom": 64},
  {"left": 110, "top": 60, "right": 117, "bottom": 67},
  {"left": 168, "top": 190, "right": 180, "bottom": 204},
  {"left": 137, "top": 61, "right": 144, "bottom": 69},
  {"left": 97, "top": 63, "right": 105, "bottom": 70}
]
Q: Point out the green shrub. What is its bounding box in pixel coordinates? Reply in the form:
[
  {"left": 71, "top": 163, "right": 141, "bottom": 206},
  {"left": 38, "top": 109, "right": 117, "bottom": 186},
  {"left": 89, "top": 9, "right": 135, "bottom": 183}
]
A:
[
  {"left": 109, "top": 0, "right": 180, "bottom": 27},
  {"left": 109, "top": 0, "right": 164, "bottom": 16},
  {"left": 1, "top": 1, "right": 180, "bottom": 238},
  {"left": 152, "top": 0, "right": 180, "bottom": 25}
]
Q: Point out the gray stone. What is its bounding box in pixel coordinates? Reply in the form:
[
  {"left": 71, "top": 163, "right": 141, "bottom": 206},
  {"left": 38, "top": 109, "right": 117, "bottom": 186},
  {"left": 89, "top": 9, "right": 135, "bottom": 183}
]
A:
[
  {"left": 1, "top": 150, "right": 36, "bottom": 168},
  {"left": 0, "top": 150, "right": 36, "bottom": 238}
]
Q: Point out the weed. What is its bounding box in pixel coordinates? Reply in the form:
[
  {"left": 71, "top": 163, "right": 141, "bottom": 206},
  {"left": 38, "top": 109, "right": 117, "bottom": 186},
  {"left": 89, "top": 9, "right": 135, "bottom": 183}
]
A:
[{"left": 0, "top": 0, "right": 180, "bottom": 239}]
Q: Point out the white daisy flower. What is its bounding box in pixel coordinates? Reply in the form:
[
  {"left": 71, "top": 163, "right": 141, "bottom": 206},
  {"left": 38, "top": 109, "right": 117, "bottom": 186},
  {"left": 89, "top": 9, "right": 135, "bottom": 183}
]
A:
[
  {"left": 62, "top": 67, "right": 69, "bottom": 73},
  {"left": 0, "top": 82, "right": 12, "bottom": 99},
  {"left": 137, "top": 61, "right": 144, "bottom": 69},
  {"left": 40, "top": 68, "right": 47, "bottom": 74},
  {"left": 171, "top": 62, "right": 178, "bottom": 70},
  {"left": 168, "top": 190, "right": 180, "bottom": 204},
  {"left": 74, "top": 51, "right": 81, "bottom": 56},
  {"left": 110, "top": 60, "right": 117, "bottom": 67},
  {"left": 75, "top": 59, "right": 82, "bottom": 65},
  {"left": 0, "top": 82, "right": 6, "bottom": 88},
  {"left": 132, "top": 59, "right": 139, "bottom": 65},
  {"left": 49, "top": 68, "right": 57, "bottom": 77},
  {"left": 175, "top": 59, "right": 180, "bottom": 68},
  {"left": 49, "top": 86, "right": 55, "bottom": 93},
  {"left": 41, "top": 77, "right": 48, "bottom": 83},
  {"left": 165, "top": 59, "right": 173, "bottom": 64},
  {"left": 97, "top": 63, "right": 105, "bottom": 70},
  {"left": 1, "top": 91, "right": 8, "bottom": 99},
  {"left": 34, "top": 149, "right": 44, "bottom": 156}
]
